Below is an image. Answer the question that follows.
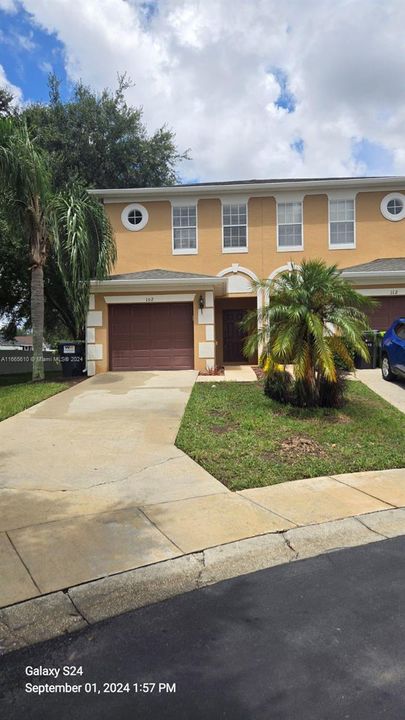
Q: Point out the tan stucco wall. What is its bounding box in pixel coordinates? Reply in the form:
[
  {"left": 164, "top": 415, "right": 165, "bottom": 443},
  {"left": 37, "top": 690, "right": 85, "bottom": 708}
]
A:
[
  {"left": 105, "top": 189, "right": 405, "bottom": 280},
  {"left": 90, "top": 189, "right": 405, "bottom": 374}
]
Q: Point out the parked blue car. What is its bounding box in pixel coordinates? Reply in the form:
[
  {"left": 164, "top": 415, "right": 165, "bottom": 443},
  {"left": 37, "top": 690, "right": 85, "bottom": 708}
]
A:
[{"left": 381, "top": 318, "right": 405, "bottom": 381}]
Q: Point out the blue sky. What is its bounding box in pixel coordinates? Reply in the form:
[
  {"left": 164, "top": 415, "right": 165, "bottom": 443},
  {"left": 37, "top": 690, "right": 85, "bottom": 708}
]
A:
[
  {"left": 0, "top": 0, "right": 402, "bottom": 182},
  {"left": 0, "top": 4, "right": 69, "bottom": 102}
]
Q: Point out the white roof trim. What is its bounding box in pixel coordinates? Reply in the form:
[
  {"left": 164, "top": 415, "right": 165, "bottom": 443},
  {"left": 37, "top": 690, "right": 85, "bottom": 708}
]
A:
[
  {"left": 89, "top": 176, "right": 405, "bottom": 202},
  {"left": 341, "top": 269, "right": 405, "bottom": 286},
  {"left": 341, "top": 270, "right": 405, "bottom": 276},
  {"left": 90, "top": 276, "right": 227, "bottom": 293}
]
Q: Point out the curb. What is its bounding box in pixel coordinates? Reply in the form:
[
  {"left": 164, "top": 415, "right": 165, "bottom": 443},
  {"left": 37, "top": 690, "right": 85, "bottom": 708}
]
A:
[{"left": 1, "top": 507, "right": 404, "bottom": 656}]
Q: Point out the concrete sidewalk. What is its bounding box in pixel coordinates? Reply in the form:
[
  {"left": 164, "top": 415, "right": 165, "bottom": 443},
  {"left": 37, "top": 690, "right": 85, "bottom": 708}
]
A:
[
  {"left": 2, "top": 464, "right": 405, "bottom": 650},
  {"left": 2, "top": 472, "right": 405, "bottom": 654}
]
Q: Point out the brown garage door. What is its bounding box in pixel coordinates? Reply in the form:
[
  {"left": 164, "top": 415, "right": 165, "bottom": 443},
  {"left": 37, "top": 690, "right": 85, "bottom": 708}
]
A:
[
  {"left": 109, "top": 302, "right": 194, "bottom": 371},
  {"left": 367, "top": 296, "right": 405, "bottom": 330}
]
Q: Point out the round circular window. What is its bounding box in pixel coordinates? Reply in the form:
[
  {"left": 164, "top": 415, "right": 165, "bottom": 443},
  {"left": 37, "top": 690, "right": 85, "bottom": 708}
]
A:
[
  {"left": 121, "top": 203, "right": 149, "bottom": 231},
  {"left": 380, "top": 193, "right": 405, "bottom": 221}
]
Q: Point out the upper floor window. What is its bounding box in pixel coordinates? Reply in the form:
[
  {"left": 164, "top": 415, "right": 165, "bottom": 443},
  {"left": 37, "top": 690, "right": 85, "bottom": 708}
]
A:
[
  {"left": 380, "top": 193, "right": 405, "bottom": 221},
  {"left": 277, "top": 201, "right": 303, "bottom": 250},
  {"left": 121, "top": 203, "right": 149, "bottom": 231},
  {"left": 329, "top": 199, "right": 355, "bottom": 248},
  {"left": 172, "top": 205, "right": 197, "bottom": 254},
  {"left": 222, "top": 202, "right": 248, "bottom": 252}
]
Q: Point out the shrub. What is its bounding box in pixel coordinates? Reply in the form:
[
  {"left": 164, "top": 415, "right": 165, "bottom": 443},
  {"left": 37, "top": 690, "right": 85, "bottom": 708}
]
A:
[
  {"left": 264, "top": 369, "right": 293, "bottom": 404},
  {"left": 265, "top": 370, "right": 347, "bottom": 409},
  {"left": 318, "top": 372, "right": 347, "bottom": 408},
  {"left": 292, "top": 379, "right": 317, "bottom": 408}
]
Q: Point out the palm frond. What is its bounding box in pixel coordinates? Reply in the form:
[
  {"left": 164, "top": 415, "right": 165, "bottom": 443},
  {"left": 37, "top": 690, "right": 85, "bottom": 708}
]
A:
[{"left": 50, "top": 185, "right": 116, "bottom": 338}]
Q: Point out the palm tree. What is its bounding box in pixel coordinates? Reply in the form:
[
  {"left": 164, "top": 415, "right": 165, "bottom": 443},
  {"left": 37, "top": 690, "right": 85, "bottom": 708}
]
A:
[
  {"left": 51, "top": 185, "right": 116, "bottom": 339},
  {"left": 0, "top": 119, "right": 116, "bottom": 380},
  {"left": 244, "top": 259, "right": 375, "bottom": 406}
]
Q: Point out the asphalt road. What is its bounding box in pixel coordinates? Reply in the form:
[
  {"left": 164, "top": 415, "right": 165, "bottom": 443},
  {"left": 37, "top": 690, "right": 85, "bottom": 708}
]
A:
[{"left": 1, "top": 536, "right": 405, "bottom": 720}]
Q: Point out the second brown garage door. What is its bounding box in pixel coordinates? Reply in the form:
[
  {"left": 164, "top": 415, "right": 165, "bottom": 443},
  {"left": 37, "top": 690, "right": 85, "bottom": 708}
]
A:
[
  {"left": 109, "top": 302, "right": 194, "bottom": 371},
  {"left": 367, "top": 296, "right": 405, "bottom": 330}
]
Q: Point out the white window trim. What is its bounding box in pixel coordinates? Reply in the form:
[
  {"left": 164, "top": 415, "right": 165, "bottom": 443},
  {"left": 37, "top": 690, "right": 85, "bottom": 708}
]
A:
[
  {"left": 121, "top": 203, "right": 149, "bottom": 231},
  {"left": 380, "top": 192, "right": 405, "bottom": 222},
  {"left": 171, "top": 201, "right": 198, "bottom": 255},
  {"left": 221, "top": 196, "right": 249, "bottom": 254},
  {"left": 328, "top": 197, "right": 356, "bottom": 250},
  {"left": 276, "top": 199, "right": 303, "bottom": 252}
]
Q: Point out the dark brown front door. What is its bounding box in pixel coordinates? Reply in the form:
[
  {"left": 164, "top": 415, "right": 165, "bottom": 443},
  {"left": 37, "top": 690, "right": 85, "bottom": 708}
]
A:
[
  {"left": 367, "top": 296, "right": 405, "bottom": 330},
  {"left": 223, "top": 309, "right": 248, "bottom": 363},
  {"left": 109, "top": 302, "right": 194, "bottom": 371}
]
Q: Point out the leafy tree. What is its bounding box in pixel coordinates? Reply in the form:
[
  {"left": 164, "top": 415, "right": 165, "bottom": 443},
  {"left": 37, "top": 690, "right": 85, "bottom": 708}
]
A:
[
  {"left": 0, "top": 209, "right": 29, "bottom": 339},
  {"left": 0, "top": 87, "right": 15, "bottom": 117},
  {"left": 0, "top": 120, "right": 115, "bottom": 380},
  {"left": 24, "top": 73, "right": 188, "bottom": 190},
  {"left": 0, "top": 74, "right": 188, "bottom": 342},
  {"left": 244, "top": 259, "right": 374, "bottom": 407}
]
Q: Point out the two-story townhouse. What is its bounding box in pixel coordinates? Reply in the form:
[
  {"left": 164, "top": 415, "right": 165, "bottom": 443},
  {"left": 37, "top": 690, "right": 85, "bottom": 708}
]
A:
[{"left": 86, "top": 177, "right": 405, "bottom": 375}]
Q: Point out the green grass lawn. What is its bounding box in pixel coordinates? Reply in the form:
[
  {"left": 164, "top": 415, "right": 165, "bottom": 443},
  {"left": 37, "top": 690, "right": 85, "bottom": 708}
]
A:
[
  {"left": 176, "top": 380, "right": 405, "bottom": 490},
  {"left": 0, "top": 373, "right": 68, "bottom": 422}
]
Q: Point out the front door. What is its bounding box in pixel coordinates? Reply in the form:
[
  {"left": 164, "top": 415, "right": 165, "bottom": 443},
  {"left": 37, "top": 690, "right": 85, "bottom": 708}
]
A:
[{"left": 223, "top": 309, "right": 247, "bottom": 363}]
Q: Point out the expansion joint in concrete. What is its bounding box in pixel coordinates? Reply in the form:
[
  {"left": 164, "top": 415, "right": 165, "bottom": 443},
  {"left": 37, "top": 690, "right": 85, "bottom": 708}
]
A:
[
  {"left": 66, "top": 590, "right": 90, "bottom": 626},
  {"left": 5, "top": 532, "right": 41, "bottom": 595},
  {"left": 281, "top": 532, "right": 299, "bottom": 559},
  {"left": 354, "top": 515, "right": 390, "bottom": 540}
]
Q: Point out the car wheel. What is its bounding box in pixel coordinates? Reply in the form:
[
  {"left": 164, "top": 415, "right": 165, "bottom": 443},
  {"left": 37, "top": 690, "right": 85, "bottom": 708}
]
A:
[{"left": 381, "top": 354, "right": 394, "bottom": 381}]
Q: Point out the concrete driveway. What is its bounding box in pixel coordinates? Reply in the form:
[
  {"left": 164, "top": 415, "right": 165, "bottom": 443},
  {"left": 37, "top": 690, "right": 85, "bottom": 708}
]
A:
[
  {"left": 0, "top": 372, "right": 228, "bottom": 605},
  {"left": 356, "top": 368, "right": 405, "bottom": 413},
  {"left": 1, "top": 372, "right": 294, "bottom": 609}
]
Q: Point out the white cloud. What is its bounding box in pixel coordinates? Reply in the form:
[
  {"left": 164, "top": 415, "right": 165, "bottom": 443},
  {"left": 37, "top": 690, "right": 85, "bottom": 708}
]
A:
[
  {"left": 17, "top": 0, "right": 405, "bottom": 180},
  {"left": 0, "top": 0, "right": 17, "bottom": 12},
  {"left": 38, "top": 59, "right": 52, "bottom": 74},
  {"left": 15, "top": 31, "right": 36, "bottom": 51},
  {"left": 0, "top": 64, "right": 23, "bottom": 106}
]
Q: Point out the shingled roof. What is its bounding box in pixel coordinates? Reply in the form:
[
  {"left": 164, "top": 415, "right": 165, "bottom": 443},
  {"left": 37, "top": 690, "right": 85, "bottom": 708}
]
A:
[
  {"left": 341, "top": 258, "right": 405, "bottom": 273},
  {"left": 108, "top": 269, "right": 220, "bottom": 280},
  {"left": 176, "top": 176, "right": 384, "bottom": 188}
]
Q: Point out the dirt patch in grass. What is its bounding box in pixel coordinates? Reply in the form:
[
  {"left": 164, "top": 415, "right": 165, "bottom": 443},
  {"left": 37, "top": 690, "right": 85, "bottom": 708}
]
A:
[
  {"left": 211, "top": 424, "right": 233, "bottom": 434},
  {"left": 261, "top": 434, "right": 326, "bottom": 462},
  {"left": 209, "top": 409, "right": 229, "bottom": 418},
  {"left": 279, "top": 435, "right": 327, "bottom": 459}
]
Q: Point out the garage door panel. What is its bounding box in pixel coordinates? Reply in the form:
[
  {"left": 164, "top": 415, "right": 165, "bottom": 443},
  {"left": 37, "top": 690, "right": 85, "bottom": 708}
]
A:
[
  {"left": 368, "top": 296, "right": 405, "bottom": 330},
  {"left": 109, "top": 302, "right": 194, "bottom": 371}
]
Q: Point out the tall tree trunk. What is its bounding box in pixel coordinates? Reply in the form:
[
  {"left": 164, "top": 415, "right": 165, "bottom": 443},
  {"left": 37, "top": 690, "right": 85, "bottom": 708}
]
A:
[{"left": 31, "top": 264, "right": 45, "bottom": 381}]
